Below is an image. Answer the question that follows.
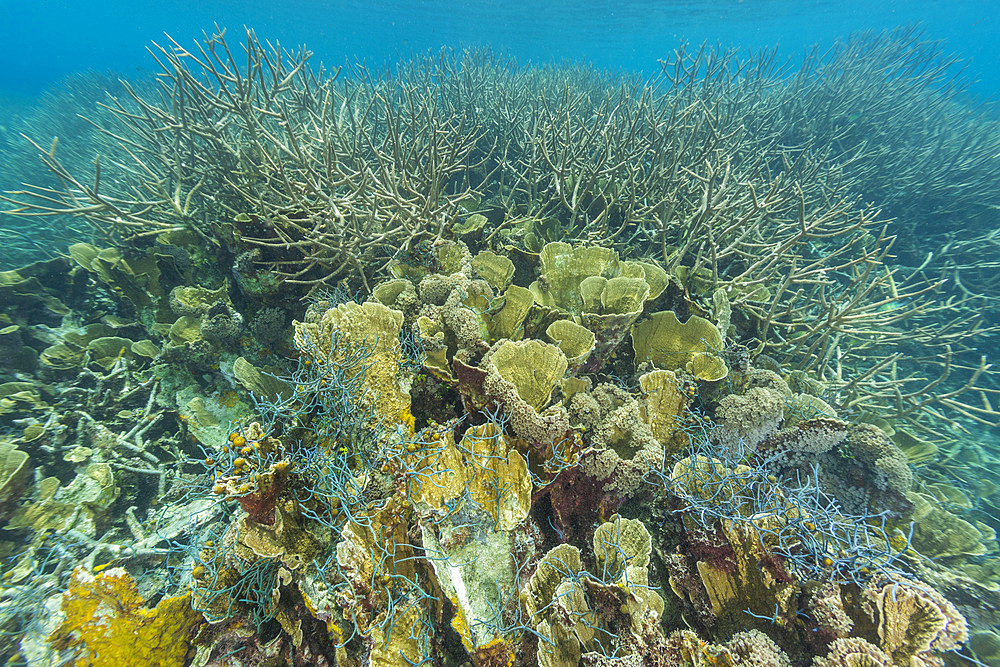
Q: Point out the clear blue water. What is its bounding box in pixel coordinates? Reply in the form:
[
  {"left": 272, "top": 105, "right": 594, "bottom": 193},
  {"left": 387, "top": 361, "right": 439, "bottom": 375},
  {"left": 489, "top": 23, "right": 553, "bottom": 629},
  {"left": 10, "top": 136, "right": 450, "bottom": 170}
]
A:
[{"left": 2, "top": 0, "right": 998, "bottom": 100}]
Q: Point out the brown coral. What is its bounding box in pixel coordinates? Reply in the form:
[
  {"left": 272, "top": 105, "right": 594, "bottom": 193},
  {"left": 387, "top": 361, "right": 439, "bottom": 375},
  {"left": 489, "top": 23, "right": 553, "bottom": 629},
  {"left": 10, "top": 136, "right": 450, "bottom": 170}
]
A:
[
  {"left": 758, "top": 418, "right": 849, "bottom": 454},
  {"left": 861, "top": 576, "right": 968, "bottom": 666},
  {"left": 845, "top": 424, "right": 913, "bottom": 497},
  {"left": 813, "top": 638, "right": 892, "bottom": 666},
  {"left": 664, "top": 629, "right": 792, "bottom": 666}
]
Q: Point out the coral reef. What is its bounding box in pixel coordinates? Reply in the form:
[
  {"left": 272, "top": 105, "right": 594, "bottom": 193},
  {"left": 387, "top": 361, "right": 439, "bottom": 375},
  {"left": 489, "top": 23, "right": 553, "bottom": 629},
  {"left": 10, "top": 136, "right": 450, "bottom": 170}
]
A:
[
  {"left": 0, "top": 27, "right": 997, "bottom": 667},
  {"left": 2, "top": 227, "right": 985, "bottom": 665}
]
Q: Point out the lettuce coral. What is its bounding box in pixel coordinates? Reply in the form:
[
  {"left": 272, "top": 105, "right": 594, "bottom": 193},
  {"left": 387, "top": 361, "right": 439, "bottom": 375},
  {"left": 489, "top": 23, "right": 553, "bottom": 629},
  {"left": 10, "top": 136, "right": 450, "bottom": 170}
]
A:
[{"left": 862, "top": 575, "right": 968, "bottom": 666}]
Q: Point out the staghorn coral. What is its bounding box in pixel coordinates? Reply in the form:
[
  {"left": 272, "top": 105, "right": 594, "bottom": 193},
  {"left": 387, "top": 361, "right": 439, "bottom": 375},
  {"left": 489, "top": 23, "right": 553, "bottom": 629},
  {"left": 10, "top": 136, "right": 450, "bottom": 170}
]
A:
[
  {"left": 0, "top": 37, "right": 993, "bottom": 663},
  {"left": 7, "top": 30, "right": 994, "bottom": 433}
]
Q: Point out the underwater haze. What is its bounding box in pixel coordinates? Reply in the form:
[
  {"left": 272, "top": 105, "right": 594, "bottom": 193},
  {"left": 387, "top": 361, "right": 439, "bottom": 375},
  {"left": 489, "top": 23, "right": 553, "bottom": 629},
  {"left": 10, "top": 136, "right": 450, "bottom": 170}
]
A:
[
  {"left": 2, "top": 2, "right": 1000, "bottom": 667},
  {"left": 1, "top": 0, "right": 999, "bottom": 97}
]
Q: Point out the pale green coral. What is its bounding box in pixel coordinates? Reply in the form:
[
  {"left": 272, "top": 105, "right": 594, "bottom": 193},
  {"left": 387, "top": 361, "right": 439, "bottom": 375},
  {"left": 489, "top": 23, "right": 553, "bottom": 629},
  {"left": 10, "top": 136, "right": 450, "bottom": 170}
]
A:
[
  {"left": 0, "top": 441, "right": 29, "bottom": 519},
  {"left": 545, "top": 319, "right": 596, "bottom": 372},
  {"left": 482, "top": 284, "right": 534, "bottom": 342},
  {"left": 631, "top": 310, "right": 728, "bottom": 381},
  {"left": 489, "top": 339, "right": 567, "bottom": 412},
  {"left": 471, "top": 250, "right": 515, "bottom": 292}
]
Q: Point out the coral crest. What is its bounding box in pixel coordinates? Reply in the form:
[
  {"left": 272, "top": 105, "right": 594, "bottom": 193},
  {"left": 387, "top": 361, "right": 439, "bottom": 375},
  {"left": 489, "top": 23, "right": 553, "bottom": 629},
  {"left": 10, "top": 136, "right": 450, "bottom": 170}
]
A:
[
  {"left": 631, "top": 311, "right": 729, "bottom": 381},
  {"left": 488, "top": 339, "right": 567, "bottom": 412},
  {"left": 639, "top": 369, "right": 691, "bottom": 452},
  {"left": 481, "top": 339, "right": 572, "bottom": 446},
  {"left": 529, "top": 243, "right": 662, "bottom": 370}
]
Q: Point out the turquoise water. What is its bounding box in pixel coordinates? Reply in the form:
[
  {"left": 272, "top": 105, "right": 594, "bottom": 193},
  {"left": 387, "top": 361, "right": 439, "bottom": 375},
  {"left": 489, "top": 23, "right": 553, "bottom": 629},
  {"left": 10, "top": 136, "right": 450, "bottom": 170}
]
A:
[{"left": 2, "top": 1, "right": 998, "bottom": 98}]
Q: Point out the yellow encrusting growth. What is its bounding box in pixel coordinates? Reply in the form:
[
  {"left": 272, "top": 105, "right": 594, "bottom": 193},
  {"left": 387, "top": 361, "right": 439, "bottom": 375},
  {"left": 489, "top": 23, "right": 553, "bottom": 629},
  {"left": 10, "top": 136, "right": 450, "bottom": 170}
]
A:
[{"left": 49, "top": 567, "right": 200, "bottom": 667}]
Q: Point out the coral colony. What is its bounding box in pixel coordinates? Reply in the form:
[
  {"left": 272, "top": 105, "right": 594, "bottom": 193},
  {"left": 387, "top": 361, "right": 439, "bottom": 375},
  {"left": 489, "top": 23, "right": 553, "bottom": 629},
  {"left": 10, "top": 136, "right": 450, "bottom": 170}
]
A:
[{"left": 2, "top": 25, "right": 1000, "bottom": 667}]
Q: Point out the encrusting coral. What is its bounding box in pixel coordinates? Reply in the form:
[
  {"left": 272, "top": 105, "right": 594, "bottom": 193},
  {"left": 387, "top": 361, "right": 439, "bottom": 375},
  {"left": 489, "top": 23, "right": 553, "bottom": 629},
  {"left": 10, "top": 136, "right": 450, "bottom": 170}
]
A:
[
  {"left": 812, "top": 638, "right": 893, "bottom": 666},
  {"left": 49, "top": 567, "right": 200, "bottom": 667}
]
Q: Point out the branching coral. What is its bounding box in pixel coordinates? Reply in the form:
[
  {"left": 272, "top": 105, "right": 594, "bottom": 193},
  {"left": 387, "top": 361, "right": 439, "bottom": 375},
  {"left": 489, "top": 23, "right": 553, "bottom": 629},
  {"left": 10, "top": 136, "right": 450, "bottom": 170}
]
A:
[{"left": 1, "top": 24, "right": 996, "bottom": 666}]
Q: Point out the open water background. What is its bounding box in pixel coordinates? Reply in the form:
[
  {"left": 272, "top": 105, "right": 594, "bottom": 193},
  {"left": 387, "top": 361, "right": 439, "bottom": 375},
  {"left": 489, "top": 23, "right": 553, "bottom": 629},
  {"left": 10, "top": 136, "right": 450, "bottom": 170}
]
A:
[{"left": 0, "top": 0, "right": 997, "bottom": 101}]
